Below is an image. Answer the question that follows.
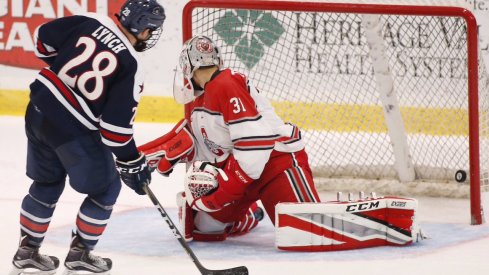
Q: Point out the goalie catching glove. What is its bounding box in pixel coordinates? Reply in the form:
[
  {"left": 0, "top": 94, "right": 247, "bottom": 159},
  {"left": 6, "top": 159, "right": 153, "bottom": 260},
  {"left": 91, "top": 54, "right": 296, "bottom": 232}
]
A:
[
  {"left": 185, "top": 155, "right": 254, "bottom": 212},
  {"left": 138, "top": 119, "right": 195, "bottom": 176}
]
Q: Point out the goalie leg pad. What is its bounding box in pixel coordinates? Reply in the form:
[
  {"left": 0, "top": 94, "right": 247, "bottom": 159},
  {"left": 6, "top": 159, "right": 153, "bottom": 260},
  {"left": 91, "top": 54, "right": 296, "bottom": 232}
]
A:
[
  {"left": 176, "top": 191, "right": 195, "bottom": 241},
  {"left": 275, "top": 196, "right": 423, "bottom": 252},
  {"left": 178, "top": 192, "right": 262, "bottom": 242},
  {"left": 193, "top": 211, "right": 229, "bottom": 242},
  {"left": 177, "top": 192, "right": 229, "bottom": 241}
]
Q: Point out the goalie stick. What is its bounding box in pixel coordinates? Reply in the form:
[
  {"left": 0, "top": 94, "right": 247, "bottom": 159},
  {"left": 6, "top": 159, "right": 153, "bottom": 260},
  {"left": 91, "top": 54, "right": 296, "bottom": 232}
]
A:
[{"left": 142, "top": 185, "right": 249, "bottom": 275}]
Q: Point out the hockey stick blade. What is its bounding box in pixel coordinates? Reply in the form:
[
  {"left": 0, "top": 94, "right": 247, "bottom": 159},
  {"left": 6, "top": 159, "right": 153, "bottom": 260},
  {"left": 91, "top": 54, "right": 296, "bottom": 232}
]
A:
[
  {"left": 202, "top": 265, "right": 248, "bottom": 275},
  {"left": 142, "top": 185, "right": 249, "bottom": 275}
]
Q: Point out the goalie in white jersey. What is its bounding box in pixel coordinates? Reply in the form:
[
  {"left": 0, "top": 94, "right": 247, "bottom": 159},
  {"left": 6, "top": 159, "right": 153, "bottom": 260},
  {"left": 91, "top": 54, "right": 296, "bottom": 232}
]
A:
[{"left": 139, "top": 35, "right": 321, "bottom": 241}]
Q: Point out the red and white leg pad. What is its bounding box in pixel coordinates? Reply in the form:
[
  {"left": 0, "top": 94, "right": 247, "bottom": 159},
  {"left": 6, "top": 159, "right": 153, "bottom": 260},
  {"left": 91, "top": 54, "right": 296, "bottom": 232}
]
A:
[
  {"left": 176, "top": 192, "right": 262, "bottom": 242},
  {"left": 176, "top": 191, "right": 195, "bottom": 241},
  {"left": 275, "top": 196, "right": 425, "bottom": 252},
  {"left": 176, "top": 191, "right": 233, "bottom": 242}
]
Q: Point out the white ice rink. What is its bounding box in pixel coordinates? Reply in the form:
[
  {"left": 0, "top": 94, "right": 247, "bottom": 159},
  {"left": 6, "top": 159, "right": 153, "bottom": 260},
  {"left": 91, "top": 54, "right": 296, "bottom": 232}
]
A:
[{"left": 1, "top": 116, "right": 489, "bottom": 275}]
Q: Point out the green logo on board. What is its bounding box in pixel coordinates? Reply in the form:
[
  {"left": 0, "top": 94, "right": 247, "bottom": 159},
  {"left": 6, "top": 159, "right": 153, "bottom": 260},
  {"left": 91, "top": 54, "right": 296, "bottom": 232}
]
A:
[{"left": 214, "top": 10, "right": 284, "bottom": 69}]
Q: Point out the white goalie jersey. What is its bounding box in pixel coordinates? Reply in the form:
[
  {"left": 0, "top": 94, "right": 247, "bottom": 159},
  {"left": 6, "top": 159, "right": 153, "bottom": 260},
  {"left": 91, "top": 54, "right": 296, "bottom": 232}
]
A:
[{"left": 187, "top": 68, "right": 304, "bottom": 179}]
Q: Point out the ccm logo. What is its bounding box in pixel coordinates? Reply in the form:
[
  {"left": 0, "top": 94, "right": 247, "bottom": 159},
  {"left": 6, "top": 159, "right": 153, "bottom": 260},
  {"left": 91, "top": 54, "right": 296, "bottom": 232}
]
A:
[
  {"left": 168, "top": 140, "right": 182, "bottom": 152},
  {"left": 346, "top": 201, "right": 380, "bottom": 212},
  {"left": 391, "top": 201, "right": 407, "bottom": 207},
  {"left": 234, "top": 171, "right": 249, "bottom": 184}
]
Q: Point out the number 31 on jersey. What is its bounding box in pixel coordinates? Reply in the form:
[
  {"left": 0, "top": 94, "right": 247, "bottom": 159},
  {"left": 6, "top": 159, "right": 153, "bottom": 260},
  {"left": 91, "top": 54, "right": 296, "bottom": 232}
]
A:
[{"left": 230, "top": 97, "right": 246, "bottom": 114}]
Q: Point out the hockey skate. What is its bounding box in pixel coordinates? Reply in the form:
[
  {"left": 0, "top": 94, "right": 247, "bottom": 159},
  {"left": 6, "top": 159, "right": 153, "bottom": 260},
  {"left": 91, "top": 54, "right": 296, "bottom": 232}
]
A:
[
  {"left": 10, "top": 234, "right": 59, "bottom": 275},
  {"left": 63, "top": 232, "right": 112, "bottom": 275}
]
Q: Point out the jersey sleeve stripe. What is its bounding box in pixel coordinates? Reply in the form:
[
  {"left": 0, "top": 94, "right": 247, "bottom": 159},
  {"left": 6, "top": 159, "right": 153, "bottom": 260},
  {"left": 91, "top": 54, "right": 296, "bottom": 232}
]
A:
[
  {"left": 100, "top": 129, "right": 132, "bottom": 144},
  {"left": 99, "top": 120, "right": 134, "bottom": 146},
  {"left": 275, "top": 124, "right": 302, "bottom": 144},
  {"left": 101, "top": 138, "right": 133, "bottom": 147},
  {"left": 227, "top": 114, "right": 262, "bottom": 125},
  {"left": 235, "top": 139, "right": 275, "bottom": 147},
  {"left": 234, "top": 146, "right": 275, "bottom": 151},
  {"left": 192, "top": 107, "right": 221, "bottom": 116},
  {"left": 232, "top": 134, "right": 280, "bottom": 143},
  {"left": 35, "top": 39, "right": 57, "bottom": 57},
  {"left": 99, "top": 120, "right": 134, "bottom": 135}
]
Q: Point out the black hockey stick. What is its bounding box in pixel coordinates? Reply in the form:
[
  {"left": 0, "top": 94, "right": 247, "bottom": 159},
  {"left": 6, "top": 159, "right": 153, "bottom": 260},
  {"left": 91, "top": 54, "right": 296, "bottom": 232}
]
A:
[{"left": 142, "top": 185, "right": 249, "bottom": 275}]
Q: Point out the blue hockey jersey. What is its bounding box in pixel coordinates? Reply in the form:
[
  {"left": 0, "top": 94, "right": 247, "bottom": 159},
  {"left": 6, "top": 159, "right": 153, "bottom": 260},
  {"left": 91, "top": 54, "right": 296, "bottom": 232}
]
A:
[{"left": 30, "top": 13, "right": 144, "bottom": 161}]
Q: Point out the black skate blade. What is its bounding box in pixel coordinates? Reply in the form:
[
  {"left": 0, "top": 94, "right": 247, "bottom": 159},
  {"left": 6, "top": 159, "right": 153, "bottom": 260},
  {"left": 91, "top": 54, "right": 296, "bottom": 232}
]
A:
[{"left": 203, "top": 265, "right": 248, "bottom": 275}]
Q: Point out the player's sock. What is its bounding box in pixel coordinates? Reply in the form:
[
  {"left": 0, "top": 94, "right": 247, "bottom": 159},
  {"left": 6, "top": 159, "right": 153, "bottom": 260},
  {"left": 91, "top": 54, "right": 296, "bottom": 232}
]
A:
[
  {"left": 19, "top": 194, "right": 56, "bottom": 246},
  {"left": 63, "top": 231, "right": 112, "bottom": 274},
  {"left": 75, "top": 197, "right": 112, "bottom": 249},
  {"left": 10, "top": 230, "right": 59, "bottom": 275}
]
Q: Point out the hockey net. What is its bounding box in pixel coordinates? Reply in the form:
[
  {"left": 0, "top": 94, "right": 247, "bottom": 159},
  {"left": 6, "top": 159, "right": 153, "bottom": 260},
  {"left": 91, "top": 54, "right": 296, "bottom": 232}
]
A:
[{"left": 182, "top": 0, "right": 489, "bottom": 224}]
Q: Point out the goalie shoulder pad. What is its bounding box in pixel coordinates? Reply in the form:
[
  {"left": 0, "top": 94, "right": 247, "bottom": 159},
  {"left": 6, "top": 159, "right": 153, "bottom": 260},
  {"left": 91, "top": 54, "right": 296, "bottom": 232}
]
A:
[{"left": 275, "top": 196, "right": 424, "bottom": 252}]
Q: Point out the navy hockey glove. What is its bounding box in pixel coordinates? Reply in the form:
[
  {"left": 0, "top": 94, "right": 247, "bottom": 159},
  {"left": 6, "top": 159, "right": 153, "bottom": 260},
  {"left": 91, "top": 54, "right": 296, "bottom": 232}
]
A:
[{"left": 116, "top": 153, "right": 152, "bottom": 195}]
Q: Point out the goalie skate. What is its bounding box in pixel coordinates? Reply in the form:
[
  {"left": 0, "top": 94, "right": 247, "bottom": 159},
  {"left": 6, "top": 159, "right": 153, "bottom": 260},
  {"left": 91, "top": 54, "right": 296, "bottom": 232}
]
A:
[{"left": 63, "top": 232, "right": 112, "bottom": 275}]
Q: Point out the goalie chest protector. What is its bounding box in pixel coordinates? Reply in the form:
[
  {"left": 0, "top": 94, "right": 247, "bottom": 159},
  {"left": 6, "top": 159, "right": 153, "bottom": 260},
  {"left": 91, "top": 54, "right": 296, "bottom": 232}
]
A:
[{"left": 275, "top": 196, "right": 423, "bottom": 252}]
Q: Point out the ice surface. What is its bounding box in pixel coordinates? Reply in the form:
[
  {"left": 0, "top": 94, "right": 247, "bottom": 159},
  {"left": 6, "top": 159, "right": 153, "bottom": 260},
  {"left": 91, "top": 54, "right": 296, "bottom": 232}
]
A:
[{"left": 1, "top": 116, "right": 488, "bottom": 275}]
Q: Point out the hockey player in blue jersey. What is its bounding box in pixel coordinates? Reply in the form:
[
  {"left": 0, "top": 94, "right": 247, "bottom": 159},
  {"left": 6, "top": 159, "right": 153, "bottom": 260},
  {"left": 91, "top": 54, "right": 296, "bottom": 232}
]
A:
[{"left": 10, "top": 1, "right": 165, "bottom": 274}]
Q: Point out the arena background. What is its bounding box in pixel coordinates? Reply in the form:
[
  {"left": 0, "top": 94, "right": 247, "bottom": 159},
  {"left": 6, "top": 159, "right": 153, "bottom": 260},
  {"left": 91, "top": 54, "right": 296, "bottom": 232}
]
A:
[{"left": 0, "top": 0, "right": 488, "bottom": 122}]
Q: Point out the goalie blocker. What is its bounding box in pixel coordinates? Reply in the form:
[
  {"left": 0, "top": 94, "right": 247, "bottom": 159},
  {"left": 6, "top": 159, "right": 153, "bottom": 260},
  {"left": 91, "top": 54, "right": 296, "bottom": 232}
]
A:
[
  {"left": 275, "top": 196, "right": 425, "bottom": 252},
  {"left": 137, "top": 119, "right": 195, "bottom": 176}
]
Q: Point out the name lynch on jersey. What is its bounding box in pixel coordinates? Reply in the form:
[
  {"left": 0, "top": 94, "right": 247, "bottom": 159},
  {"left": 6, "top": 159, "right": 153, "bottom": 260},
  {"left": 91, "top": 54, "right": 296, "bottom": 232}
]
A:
[{"left": 92, "top": 26, "right": 127, "bottom": 54}]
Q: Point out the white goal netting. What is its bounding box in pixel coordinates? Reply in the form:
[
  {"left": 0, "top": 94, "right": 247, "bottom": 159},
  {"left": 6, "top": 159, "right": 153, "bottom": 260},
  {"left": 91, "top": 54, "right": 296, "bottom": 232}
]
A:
[{"left": 183, "top": 0, "right": 489, "bottom": 224}]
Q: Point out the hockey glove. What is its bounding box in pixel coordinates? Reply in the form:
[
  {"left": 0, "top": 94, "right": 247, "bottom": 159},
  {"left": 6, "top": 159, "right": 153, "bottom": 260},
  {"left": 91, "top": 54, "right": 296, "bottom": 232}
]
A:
[
  {"left": 116, "top": 153, "right": 151, "bottom": 195},
  {"left": 138, "top": 119, "right": 195, "bottom": 176},
  {"left": 186, "top": 155, "right": 253, "bottom": 212}
]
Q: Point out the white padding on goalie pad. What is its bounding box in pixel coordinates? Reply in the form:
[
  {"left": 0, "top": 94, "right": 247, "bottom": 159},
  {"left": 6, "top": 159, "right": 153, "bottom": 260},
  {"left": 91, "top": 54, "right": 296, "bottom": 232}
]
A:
[
  {"left": 275, "top": 197, "right": 423, "bottom": 252},
  {"left": 277, "top": 217, "right": 346, "bottom": 247}
]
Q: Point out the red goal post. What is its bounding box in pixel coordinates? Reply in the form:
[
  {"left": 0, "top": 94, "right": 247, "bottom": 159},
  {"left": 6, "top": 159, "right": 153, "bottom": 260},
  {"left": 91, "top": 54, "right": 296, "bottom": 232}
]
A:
[{"left": 182, "top": 0, "right": 488, "bottom": 225}]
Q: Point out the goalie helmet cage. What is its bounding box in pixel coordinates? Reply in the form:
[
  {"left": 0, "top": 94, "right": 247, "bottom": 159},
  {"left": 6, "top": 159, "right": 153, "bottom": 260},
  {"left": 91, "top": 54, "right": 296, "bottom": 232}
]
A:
[{"left": 181, "top": 0, "right": 489, "bottom": 225}]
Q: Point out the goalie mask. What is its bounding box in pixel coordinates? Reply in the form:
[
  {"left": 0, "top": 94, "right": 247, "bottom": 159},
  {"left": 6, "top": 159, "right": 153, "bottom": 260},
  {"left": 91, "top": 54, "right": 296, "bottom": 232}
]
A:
[
  {"left": 173, "top": 35, "right": 222, "bottom": 104},
  {"left": 117, "top": 0, "right": 166, "bottom": 52}
]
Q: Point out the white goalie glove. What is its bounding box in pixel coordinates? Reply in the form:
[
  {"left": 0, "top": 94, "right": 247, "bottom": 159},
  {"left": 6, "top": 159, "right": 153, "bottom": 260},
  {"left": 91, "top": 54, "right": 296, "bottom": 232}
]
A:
[{"left": 184, "top": 161, "right": 228, "bottom": 212}]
